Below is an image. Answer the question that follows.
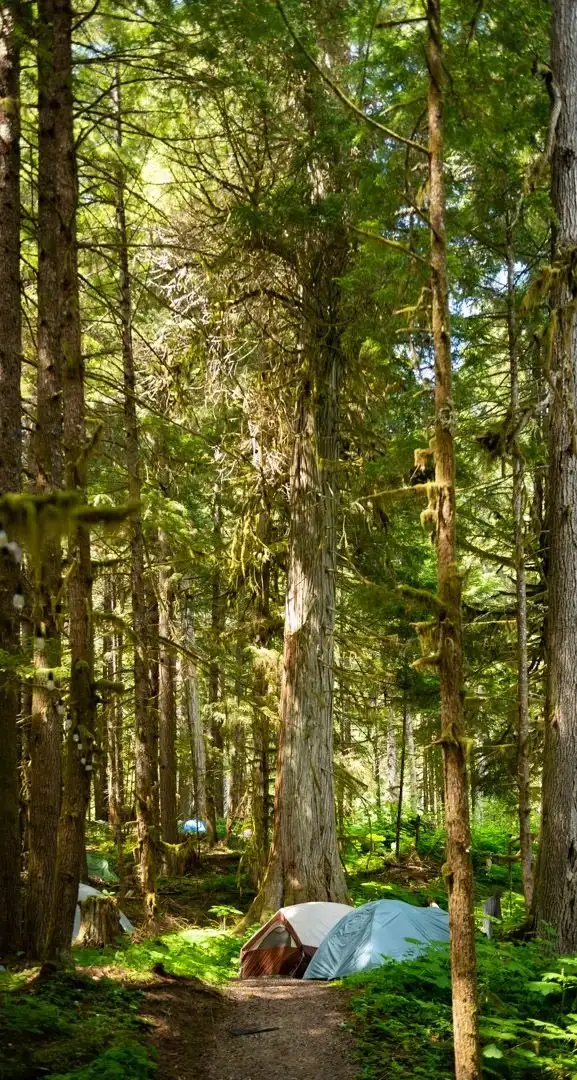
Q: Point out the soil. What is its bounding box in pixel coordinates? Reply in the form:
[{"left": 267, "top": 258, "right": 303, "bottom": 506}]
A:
[{"left": 145, "top": 975, "right": 357, "bottom": 1080}]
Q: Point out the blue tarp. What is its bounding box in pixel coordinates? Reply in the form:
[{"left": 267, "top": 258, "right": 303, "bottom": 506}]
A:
[
  {"left": 179, "top": 819, "right": 206, "bottom": 835},
  {"left": 304, "top": 899, "right": 449, "bottom": 980}
]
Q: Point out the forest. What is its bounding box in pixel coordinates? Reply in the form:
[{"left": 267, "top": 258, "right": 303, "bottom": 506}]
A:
[{"left": 2, "top": 0, "right": 577, "bottom": 1078}]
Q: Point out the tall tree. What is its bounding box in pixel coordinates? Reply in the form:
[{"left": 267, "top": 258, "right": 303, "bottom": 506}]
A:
[
  {"left": 42, "top": 0, "right": 95, "bottom": 967},
  {"left": 0, "top": 0, "right": 22, "bottom": 958},
  {"left": 114, "top": 68, "right": 159, "bottom": 920},
  {"left": 158, "top": 532, "right": 178, "bottom": 845},
  {"left": 427, "top": 1, "right": 480, "bottom": 1076},
  {"left": 26, "top": 0, "right": 65, "bottom": 959},
  {"left": 533, "top": 0, "right": 577, "bottom": 952},
  {"left": 248, "top": 9, "right": 350, "bottom": 912}
]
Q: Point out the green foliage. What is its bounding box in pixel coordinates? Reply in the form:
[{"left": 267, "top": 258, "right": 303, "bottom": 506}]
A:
[
  {"left": 348, "top": 938, "right": 577, "bottom": 1080},
  {"left": 74, "top": 927, "right": 244, "bottom": 984},
  {"left": 0, "top": 973, "right": 155, "bottom": 1080}
]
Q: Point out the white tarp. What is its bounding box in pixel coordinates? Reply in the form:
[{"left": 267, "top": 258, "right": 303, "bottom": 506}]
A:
[
  {"left": 244, "top": 901, "right": 353, "bottom": 951},
  {"left": 73, "top": 883, "right": 134, "bottom": 943}
]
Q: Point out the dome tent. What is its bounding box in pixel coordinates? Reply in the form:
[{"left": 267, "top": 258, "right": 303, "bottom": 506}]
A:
[
  {"left": 304, "top": 898, "right": 449, "bottom": 980},
  {"left": 240, "top": 902, "right": 353, "bottom": 979},
  {"left": 73, "top": 883, "right": 134, "bottom": 943}
]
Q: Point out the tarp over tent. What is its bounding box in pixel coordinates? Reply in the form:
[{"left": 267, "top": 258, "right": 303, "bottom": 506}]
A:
[
  {"left": 304, "top": 899, "right": 449, "bottom": 980},
  {"left": 240, "top": 902, "right": 353, "bottom": 979},
  {"left": 73, "top": 883, "right": 134, "bottom": 943}
]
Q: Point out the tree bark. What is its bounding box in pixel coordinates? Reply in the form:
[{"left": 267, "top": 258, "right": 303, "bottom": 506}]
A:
[
  {"left": 0, "top": 0, "right": 22, "bottom": 958},
  {"left": 506, "top": 232, "right": 533, "bottom": 911},
  {"left": 104, "top": 581, "right": 125, "bottom": 888},
  {"left": 385, "top": 704, "right": 398, "bottom": 806},
  {"left": 76, "top": 895, "right": 121, "bottom": 948},
  {"left": 182, "top": 592, "right": 207, "bottom": 826},
  {"left": 41, "top": 0, "right": 95, "bottom": 969},
  {"left": 158, "top": 532, "right": 178, "bottom": 845},
  {"left": 395, "top": 681, "right": 408, "bottom": 859},
  {"left": 206, "top": 499, "right": 224, "bottom": 844},
  {"left": 533, "top": 0, "right": 577, "bottom": 953},
  {"left": 247, "top": 254, "right": 349, "bottom": 915},
  {"left": 427, "top": 2, "right": 480, "bottom": 1076},
  {"left": 114, "top": 69, "right": 159, "bottom": 921},
  {"left": 406, "top": 708, "right": 419, "bottom": 813},
  {"left": 26, "top": 0, "right": 68, "bottom": 960}
]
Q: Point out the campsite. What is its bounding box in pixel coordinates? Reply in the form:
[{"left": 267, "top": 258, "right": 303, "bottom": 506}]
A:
[{"left": 4, "top": 1, "right": 577, "bottom": 1079}]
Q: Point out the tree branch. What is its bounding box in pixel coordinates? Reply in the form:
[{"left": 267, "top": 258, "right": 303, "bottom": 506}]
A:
[
  {"left": 352, "top": 226, "right": 431, "bottom": 267},
  {"left": 276, "top": 0, "right": 429, "bottom": 157}
]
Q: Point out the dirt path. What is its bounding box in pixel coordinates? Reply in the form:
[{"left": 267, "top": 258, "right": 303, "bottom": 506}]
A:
[{"left": 146, "top": 976, "right": 357, "bottom": 1080}]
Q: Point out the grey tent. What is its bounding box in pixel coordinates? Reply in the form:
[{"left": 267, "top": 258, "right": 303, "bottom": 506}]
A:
[{"left": 304, "top": 898, "right": 449, "bottom": 980}]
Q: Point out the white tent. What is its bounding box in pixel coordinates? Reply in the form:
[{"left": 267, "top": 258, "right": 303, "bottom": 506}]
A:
[
  {"left": 73, "top": 883, "right": 134, "bottom": 943},
  {"left": 240, "top": 901, "right": 353, "bottom": 978}
]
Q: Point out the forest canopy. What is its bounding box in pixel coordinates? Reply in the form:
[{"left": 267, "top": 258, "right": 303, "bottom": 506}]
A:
[{"left": 1, "top": 1, "right": 576, "bottom": 1078}]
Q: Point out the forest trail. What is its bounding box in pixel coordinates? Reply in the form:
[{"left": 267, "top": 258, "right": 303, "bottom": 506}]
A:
[{"left": 147, "top": 976, "right": 357, "bottom": 1080}]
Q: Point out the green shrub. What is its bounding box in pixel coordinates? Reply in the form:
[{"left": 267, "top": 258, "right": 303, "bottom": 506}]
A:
[
  {"left": 0, "top": 972, "right": 155, "bottom": 1080},
  {"left": 347, "top": 938, "right": 577, "bottom": 1080}
]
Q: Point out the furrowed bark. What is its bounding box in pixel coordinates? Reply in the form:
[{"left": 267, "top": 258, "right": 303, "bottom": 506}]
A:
[
  {"left": 506, "top": 232, "right": 533, "bottom": 911},
  {"left": 159, "top": 532, "right": 178, "bottom": 845},
  {"left": 533, "top": 0, "right": 577, "bottom": 953},
  {"left": 114, "top": 68, "right": 159, "bottom": 921},
  {"left": 427, "top": 2, "right": 480, "bottom": 1076},
  {"left": 41, "top": 0, "right": 96, "bottom": 969},
  {"left": 0, "top": 0, "right": 22, "bottom": 958},
  {"left": 26, "top": 0, "right": 65, "bottom": 960}
]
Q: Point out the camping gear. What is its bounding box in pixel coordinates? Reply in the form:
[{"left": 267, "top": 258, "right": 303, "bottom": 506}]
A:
[
  {"left": 304, "top": 898, "right": 449, "bottom": 980},
  {"left": 240, "top": 901, "right": 354, "bottom": 979},
  {"left": 73, "top": 883, "right": 133, "bottom": 943},
  {"left": 180, "top": 819, "right": 206, "bottom": 836},
  {"left": 86, "top": 851, "right": 118, "bottom": 883}
]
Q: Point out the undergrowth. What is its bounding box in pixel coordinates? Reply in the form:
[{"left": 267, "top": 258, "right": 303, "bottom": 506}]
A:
[
  {"left": 348, "top": 938, "right": 577, "bottom": 1080},
  {"left": 74, "top": 926, "right": 245, "bottom": 983},
  {"left": 0, "top": 971, "right": 155, "bottom": 1080}
]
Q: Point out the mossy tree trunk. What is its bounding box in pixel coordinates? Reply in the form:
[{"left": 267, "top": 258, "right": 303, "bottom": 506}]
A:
[
  {"left": 0, "top": 0, "right": 22, "bottom": 958},
  {"left": 427, "top": 2, "right": 480, "bottom": 1076}
]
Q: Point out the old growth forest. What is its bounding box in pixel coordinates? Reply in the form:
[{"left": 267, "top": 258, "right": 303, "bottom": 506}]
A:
[{"left": 5, "top": 1, "right": 577, "bottom": 1078}]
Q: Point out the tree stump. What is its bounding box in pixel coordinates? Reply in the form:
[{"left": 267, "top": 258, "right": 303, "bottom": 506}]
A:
[{"left": 76, "top": 895, "right": 122, "bottom": 947}]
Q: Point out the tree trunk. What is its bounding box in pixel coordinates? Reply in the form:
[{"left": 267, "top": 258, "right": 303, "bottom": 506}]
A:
[
  {"left": 385, "top": 705, "right": 398, "bottom": 806},
  {"left": 533, "top": 0, "right": 577, "bottom": 952},
  {"left": 41, "top": 0, "right": 95, "bottom": 969},
  {"left": 26, "top": 0, "right": 68, "bottom": 960},
  {"left": 158, "top": 532, "right": 178, "bottom": 845},
  {"left": 114, "top": 69, "right": 159, "bottom": 921},
  {"left": 93, "top": 699, "right": 108, "bottom": 822},
  {"left": 76, "top": 895, "right": 121, "bottom": 948},
  {"left": 182, "top": 592, "right": 207, "bottom": 826},
  {"left": 506, "top": 231, "right": 533, "bottom": 911},
  {"left": 206, "top": 503, "right": 224, "bottom": 844},
  {"left": 395, "top": 682, "right": 408, "bottom": 859},
  {"left": 427, "top": 3, "right": 480, "bottom": 1076},
  {"left": 105, "top": 582, "right": 125, "bottom": 888},
  {"left": 247, "top": 258, "right": 349, "bottom": 917},
  {"left": 406, "top": 709, "right": 419, "bottom": 813},
  {"left": 0, "top": 0, "right": 22, "bottom": 958},
  {"left": 226, "top": 720, "right": 246, "bottom": 840}
]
